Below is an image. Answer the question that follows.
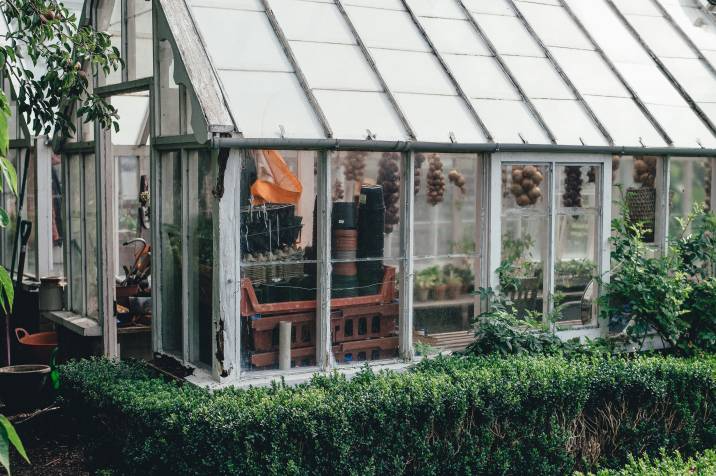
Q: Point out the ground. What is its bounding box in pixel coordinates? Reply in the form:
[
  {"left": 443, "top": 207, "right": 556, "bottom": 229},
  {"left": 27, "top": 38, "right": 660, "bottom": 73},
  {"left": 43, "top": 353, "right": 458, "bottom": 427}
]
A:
[{"left": 6, "top": 407, "right": 88, "bottom": 476}]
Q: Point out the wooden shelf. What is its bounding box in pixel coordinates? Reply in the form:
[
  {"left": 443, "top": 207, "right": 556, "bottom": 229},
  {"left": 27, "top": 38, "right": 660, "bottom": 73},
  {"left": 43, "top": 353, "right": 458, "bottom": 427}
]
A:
[
  {"left": 117, "top": 324, "right": 151, "bottom": 335},
  {"left": 413, "top": 295, "right": 476, "bottom": 310}
]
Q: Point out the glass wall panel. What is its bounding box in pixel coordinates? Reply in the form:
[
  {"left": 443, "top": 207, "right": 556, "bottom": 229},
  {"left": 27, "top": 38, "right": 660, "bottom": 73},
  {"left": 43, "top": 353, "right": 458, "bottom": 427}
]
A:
[
  {"left": 158, "top": 38, "right": 181, "bottom": 136},
  {"left": 611, "top": 155, "right": 662, "bottom": 244},
  {"left": 1, "top": 149, "right": 19, "bottom": 271},
  {"left": 50, "top": 153, "right": 64, "bottom": 276},
  {"left": 669, "top": 157, "right": 713, "bottom": 239},
  {"left": 239, "top": 150, "right": 318, "bottom": 371},
  {"left": 68, "top": 155, "right": 83, "bottom": 313},
  {"left": 500, "top": 163, "right": 549, "bottom": 316},
  {"left": 330, "top": 151, "right": 402, "bottom": 364},
  {"left": 127, "top": 0, "right": 153, "bottom": 80},
  {"left": 21, "top": 151, "right": 38, "bottom": 277},
  {"left": 85, "top": 154, "right": 99, "bottom": 318},
  {"left": 160, "top": 151, "right": 182, "bottom": 354},
  {"left": 189, "top": 150, "right": 214, "bottom": 366},
  {"left": 555, "top": 165, "right": 599, "bottom": 326},
  {"left": 95, "top": 0, "right": 122, "bottom": 85},
  {"left": 413, "top": 153, "right": 481, "bottom": 353}
]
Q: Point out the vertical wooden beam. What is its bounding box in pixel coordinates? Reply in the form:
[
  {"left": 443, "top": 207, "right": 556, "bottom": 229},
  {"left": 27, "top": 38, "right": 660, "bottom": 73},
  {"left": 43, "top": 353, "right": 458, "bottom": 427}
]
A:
[
  {"left": 545, "top": 162, "right": 556, "bottom": 319},
  {"left": 97, "top": 126, "right": 118, "bottom": 359},
  {"left": 181, "top": 149, "right": 190, "bottom": 363},
  {"left": 488, "top": 156, "right": 503, "bottom": 290},
  {"left": 214, "top": 147, "right": 240, "bottom": 382},
  {"left": 35, "top": 136, "right": 53, "bottom": 278},
  {"left": 655, "top": 156, "right": 670, "bottom": 251},
  {"left": 316, "top": 151, "right": 333, "bottom": 370},
  {"left": 399, "top": 151, "right": 414, "bottom": 360}
]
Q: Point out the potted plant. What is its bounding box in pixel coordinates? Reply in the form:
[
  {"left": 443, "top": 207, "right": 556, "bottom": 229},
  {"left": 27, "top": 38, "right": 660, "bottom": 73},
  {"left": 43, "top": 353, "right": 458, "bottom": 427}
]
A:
[
  {"left": 446, "top": 272, "right": 463, "bottom": 300},
  {"left": 415, "top": 274, "right": 434, "bottom": 302},
  {"left": 433, "top": 276, "right": 448, "bottom": 301}
]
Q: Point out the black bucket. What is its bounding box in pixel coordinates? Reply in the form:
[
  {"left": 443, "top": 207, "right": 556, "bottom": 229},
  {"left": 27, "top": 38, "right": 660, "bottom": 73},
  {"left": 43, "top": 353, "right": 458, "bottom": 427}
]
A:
[
  {"left": 332, "top": 202, "right": 357, "bottom": 230},
  {"left": 359, "top": 185, "right": 385, "bottom": 210}
]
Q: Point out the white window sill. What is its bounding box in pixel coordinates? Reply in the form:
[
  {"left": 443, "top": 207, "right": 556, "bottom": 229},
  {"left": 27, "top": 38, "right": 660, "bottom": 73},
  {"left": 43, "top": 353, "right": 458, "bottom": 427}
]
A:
[
  {"left": 186, "top": 358, "right": 421, "bottom": 390},
  {"left": 41, "top": 310, "right": 101, "bottom": 337}
]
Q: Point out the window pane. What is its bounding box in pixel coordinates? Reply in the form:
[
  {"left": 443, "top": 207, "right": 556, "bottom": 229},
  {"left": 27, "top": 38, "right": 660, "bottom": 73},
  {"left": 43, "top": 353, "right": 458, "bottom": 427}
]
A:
[
  {"left": 501, "top": 164, "right": 549, "bottom": 316},
  {"left": 239, "top": 150, "right": 318, "bottom": 371},
  {"left": 330, "top": 151, "right": 402, "bottom": 364},
  {"left": 85, "top": 154, "right": 99, "bottom": 319},
  {"left": 127, "top": 0, "right": 153, "bottom": 80},
  {"left": 22, "top": 151, "right": 38, "bottom": 277},
  {"left": 413, "top": 153, "right": 481, "bottom": 353},
  {"left": 669, "top": 157, "right": 713, "bottom": 239},
  {"left": 160, "top": 151, "right": 183, "bottom": 354},
  {"left": 50, "top": 153, "right": 64, "bottom": 276},
  {"left": 189, "top": 150, "right": 214, "bottom": 366},
  {"left": 158, "top": 39, "right": 181, "bottom": 136},
  {"left": 68, "top": 155, "right": 83, "bottom": 313},
  {"left": 555, "top": 165, "right": 600, "bottom": 326},
  {"left": 95, "top": 0, "right": 122, "bottom": 85},
  {"left": 612, "top": 156, "right": 661, "bottom": 243}
]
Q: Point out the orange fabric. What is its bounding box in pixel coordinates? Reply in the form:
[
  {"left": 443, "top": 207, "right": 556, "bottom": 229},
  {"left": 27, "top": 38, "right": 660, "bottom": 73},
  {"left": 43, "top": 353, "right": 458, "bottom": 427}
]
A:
[{"left": 250, "top": 150, "right": 303, "bottom": 205}]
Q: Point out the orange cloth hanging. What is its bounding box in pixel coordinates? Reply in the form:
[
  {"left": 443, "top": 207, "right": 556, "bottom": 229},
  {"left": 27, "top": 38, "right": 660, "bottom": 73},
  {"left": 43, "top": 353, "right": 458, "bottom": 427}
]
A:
[{"left": 250, "top": 150, "right": 303, "bottom": 205}]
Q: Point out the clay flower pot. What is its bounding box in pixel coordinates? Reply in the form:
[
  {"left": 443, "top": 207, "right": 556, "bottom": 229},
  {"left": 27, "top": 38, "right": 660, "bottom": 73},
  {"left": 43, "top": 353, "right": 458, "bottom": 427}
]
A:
[
  {"left": 433, "top": 284, "right": 448, "bottom": 301},
  {"left": 416, "top": 286, "right": 430, "bottom": 302},
  {"left": 446, "top": 280, "right": 462, "bottom": 300}
]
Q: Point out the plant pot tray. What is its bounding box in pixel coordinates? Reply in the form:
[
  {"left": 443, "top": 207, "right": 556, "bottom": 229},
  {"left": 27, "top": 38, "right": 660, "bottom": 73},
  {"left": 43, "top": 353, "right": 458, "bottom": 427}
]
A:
[{"left": 240, "top": 266, "right": 397, "bottom": 317}]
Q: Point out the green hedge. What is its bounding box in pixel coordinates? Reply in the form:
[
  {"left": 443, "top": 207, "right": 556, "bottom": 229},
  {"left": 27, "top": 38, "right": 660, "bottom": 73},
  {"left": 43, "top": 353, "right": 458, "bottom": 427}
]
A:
[
  {"left": 578, "top": 449, "right": 716, "bottom": 476},
  {"left": 59, "top": 356, "right": 716, "bottom": 475}
]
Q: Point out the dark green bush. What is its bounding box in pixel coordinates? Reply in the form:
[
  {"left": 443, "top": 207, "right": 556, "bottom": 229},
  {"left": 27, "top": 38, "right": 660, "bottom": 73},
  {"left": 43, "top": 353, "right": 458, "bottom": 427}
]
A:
[
  {"left": 60, "top": 355, "right": 716, "bottom": 476},
  {"left": 577, "top": 449, "right": 716, "bottom": 476}
]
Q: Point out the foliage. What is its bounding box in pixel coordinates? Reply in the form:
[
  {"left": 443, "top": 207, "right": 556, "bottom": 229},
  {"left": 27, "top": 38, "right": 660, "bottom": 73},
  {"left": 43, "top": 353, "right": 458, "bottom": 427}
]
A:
[
  {"left": 600, "top": 203, "right": 692, "bottom": 347},
  {"left": 578, "top": 449, "right": 716, "bottom": 476},
  {"left": 1, "top": 0, "right": 122, "bottom": 138},
  {"left": 464, "top": 288, "right": 616, "bottom": 358},
  {"left": 0, "top": 414, "right": 29, "bottom": 475},
  {"left": 59, "top": 355, "right": 716, "bottom": 475},
  {"left": 601, "top": 202, "right": 716, "bottom": 352}
]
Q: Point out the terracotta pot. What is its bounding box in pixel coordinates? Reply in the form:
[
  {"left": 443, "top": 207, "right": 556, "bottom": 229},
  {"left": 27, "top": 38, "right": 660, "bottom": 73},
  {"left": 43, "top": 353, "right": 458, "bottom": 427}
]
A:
[
  {"left": 15, "top": 328, "right": 58, "bottom": 364},
  {"left": 0, "top": 364, "right": 51, "bottom": 412},
  {"left": 416, "top": 286, "right": 430, "bottom": 302},
  {"left": 433, "top": 284, "right": 448, "bottom": 301},
  {"left": 446, "top": 282, "right": 462, "bottom": 300}
]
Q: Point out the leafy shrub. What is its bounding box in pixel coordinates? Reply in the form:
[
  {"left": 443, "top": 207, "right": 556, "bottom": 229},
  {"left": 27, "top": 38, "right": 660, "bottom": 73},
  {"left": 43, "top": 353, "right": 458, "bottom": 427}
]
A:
[
  {"left": 577, "top": 449, "right": 716, "bottom": 476},
  {"left": 679, "top": 277, "right": 716, "bottom": 355},
  {"left": 60, "top": 355, "right": 716, "bottom": 475}
]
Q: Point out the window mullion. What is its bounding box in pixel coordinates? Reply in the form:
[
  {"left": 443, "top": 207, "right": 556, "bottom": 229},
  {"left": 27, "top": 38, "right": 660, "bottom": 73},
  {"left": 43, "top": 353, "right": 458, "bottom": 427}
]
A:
[
  {"left": 316, "top": 150, "right": 332, "bottom": 371},
  {"left": 545, "top": 162, "right": 556, "bottom": 321},
  {"left": 399, "top": 151, "right": 414, "bottom": 361}
]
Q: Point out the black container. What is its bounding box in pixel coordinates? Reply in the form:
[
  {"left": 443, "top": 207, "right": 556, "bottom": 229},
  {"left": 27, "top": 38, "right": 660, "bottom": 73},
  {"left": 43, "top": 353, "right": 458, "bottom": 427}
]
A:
[
  {"left": 332, "top": 202, "right": 357, "bottom": 230},
  {"left": 359, "top": 185, "right": 385, "bottom": 210},
  {"left": 332, "top": 274, "right": 359, "bottom": 298},
  {"left": 357, "top": 261, "right": 384, "bottom": 296}
]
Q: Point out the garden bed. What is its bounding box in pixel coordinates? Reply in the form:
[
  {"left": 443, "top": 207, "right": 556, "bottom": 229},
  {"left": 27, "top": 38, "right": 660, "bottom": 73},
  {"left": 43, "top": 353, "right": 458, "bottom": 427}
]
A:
[{"left": 59, "top": 355, "right": 716, "bottom": 475}]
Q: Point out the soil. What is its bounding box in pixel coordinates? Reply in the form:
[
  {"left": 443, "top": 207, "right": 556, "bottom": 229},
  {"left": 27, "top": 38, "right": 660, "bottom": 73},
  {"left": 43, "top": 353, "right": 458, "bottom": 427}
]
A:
[{"left": 5, "top": 406, "right": 89, "bottom": 476}]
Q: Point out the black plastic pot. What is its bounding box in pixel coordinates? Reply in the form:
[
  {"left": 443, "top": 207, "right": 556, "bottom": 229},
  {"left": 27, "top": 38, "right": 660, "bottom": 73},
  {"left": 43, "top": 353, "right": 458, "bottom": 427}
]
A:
[{"left": 0, "top": 364, "right": 51, "bottom": 412}]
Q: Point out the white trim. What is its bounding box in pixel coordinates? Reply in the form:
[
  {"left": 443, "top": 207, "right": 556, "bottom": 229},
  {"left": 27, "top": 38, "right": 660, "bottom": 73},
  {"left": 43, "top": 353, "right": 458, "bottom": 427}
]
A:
[
  {"left": 35, "top": 136, "right": 53, "bottom": 278},
  {"left": 399, "top": 152, "right": 415, "bottom": 360},
  {"left": 316, "top": 151, "right": 332, "bottom": 369},
  {"left": 42, "top": 310, "right": 102, "bottom": 337}
]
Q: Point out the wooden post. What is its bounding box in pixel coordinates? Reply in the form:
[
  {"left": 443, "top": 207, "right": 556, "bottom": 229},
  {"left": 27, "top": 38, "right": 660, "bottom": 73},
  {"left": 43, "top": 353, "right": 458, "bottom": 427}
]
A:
[
  {"left": 35, "top": 136, "right": 53, "bottom": 278},
  {"left": 98, "top": 126, "right": 118, "bottom": 359},
  {"left": 399, "top": 152, "right": 414, "bottom": 360},
  {"left": 316, "top": 151, "right": 332, "bottom": 370},
  {"left": 599, "top": 155, "right": 612, "bottom": 337},
  {"left": 214, "top": 147, "right": 240, "bottom": 382}
]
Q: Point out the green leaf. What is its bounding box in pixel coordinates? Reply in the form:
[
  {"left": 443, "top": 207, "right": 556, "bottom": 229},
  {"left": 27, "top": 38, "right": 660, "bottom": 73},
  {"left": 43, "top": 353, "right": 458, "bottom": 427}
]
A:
[
  {"left": 0, "top": 414, "right": 29, "bottom": 466},
  {"left": 0, "top": 209, "right": 8, "bottom": 228},
  {"left": 0, "top": 427, "right": 9, "bottom": 475},
  {"left": 1, "top": 157, "right": 18, "bottom": 196},
  {"left": 0, "top": 266, "right": 14, "bottom": 313}
]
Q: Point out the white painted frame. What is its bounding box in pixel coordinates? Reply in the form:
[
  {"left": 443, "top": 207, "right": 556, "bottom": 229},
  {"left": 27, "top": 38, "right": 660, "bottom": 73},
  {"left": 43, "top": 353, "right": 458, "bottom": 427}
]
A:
[{"left": 489, "top": 153, "right": 612, "bottom": 335}]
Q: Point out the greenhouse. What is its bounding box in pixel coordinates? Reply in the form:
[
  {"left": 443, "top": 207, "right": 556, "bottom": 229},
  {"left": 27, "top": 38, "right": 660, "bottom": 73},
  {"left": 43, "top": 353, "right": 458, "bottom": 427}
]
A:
[{"left": 2, "top": 0, "right": 716, "bottom": 386}]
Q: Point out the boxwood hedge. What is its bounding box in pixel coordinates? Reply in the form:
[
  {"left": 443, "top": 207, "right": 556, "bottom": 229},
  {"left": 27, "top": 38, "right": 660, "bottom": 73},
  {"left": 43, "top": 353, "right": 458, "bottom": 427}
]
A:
[
  {"left": 59, "top": 355, "right": 716, "bottom": 475},
  {"left": 578, "top": 449, "right": 716, "bottom": 476}
]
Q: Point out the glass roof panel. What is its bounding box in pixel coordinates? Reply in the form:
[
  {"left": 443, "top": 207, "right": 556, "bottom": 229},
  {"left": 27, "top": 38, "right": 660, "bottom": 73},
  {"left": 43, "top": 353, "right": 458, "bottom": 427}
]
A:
[
  {"left": 501, "top": 56, "right": 574, "bottom": 99},
  {"left": 341, "top": 0, "right": 404, "bottom": 9},
  {"left": 462, "top": 0, "right": 515, "bottom": 17},
  {"left": 585, "top": 96, "right": 666, "bottom": 147},
  {"left": 656, "top": 0, "right": 716, "bottom": 56},
  {"left": 420, "top": 17, "right": 491, "bottom": 56},
  {"left": 290, "top": 42, "right": 382, "bottom": 91},
  {"left": 314, "top": 90, "right": 408, "bottom": 140},
  {"left": 649, "top": 103, "right": 716, "bottom": 148},
  {"left": 550, "top": 48, "right": 630, "bottom": 98},
  {"left": 531, "top": 99, "right": 607, "bottom": 145},
  {"left": 344, "top": 5, "right": 429, "bottom": 52},
  {"left": 371, "top": 49, "right": 455, "bottom": 95},
  {"left": 395, "top": 93, "right": 486, "bottom": 142},
  {"left": 188, "top": 0, "right": 262, "bottom": 10},
  {"left": 445, "top": 54, "right": 521, "bottom": 100},
  {"left": 514, "top": 1, "right": 594, "bottom": 50},
  {"left": 271, "top": 0, "right": 355, "bottom": 44},
  {"left": 615, "top": 62, "right": 685, "bottom": 106},
  {"left": 661, "top": 57, "right": 716, "bottom": 103},
  {"left": 219, "top": 70, "right": 324, "bottom": 138},
  {"left": 405, "top": 0, "right": 465, "bottom": 19},
  {"left": 625, "top": 15, "right": 698, "bottom": 59},
  {"left": 471, "top": 13, "right": 544, "bottom": 57},
  {"left": 192, "top": 7, "right": 292, "bottom": 71},
  {"left": 471, "top": 99, "right": 550, "bottom": 144},
  {"left": 611, "top": 0, "right": 662, "bottom": 16}
]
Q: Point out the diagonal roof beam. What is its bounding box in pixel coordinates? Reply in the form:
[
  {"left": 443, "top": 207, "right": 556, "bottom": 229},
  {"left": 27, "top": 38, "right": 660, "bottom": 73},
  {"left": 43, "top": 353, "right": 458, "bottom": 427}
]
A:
[
  {"left": 455, "top": 0, "right": 558, "bottom": 145},
  {"left": 333, "top": 0, "right": 417, "bottom": 140},
  {"left": 606, "top": 0, "right": 716, "bottom": 140},
  {"left": 260, "top": 0, "right": 333, "bottom": 139},
  {"left": 399, "top": 0, "right": 494, "bottom": 143},
  {"left": 505, "top": 0, "right": 615, "bottom": 146},
  {"left": 557, "top": 0, "right": 673, "bottom": 146}
]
